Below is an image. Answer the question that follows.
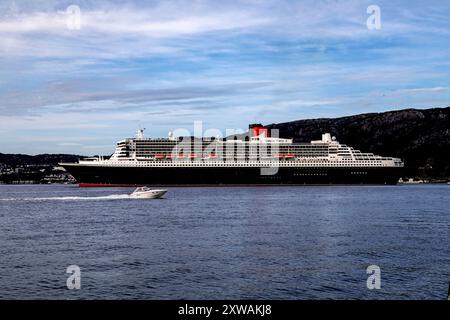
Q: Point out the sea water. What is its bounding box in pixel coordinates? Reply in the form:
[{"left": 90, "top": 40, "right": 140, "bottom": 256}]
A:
[{"left": 0, "top": 184, "right": 448, "bottom": 299}]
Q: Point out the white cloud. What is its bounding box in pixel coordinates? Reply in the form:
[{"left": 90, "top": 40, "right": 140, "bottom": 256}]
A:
[
  {"left": 394, "top": 87, "right": 450, "bottom": 94},
  {"left": 0, "top": 7, "right": 271, "bottom": 35},
  {"left": 1, "top": 0, "right": 438, "bottom": 60},
  {"left": 0, "top": 2, "right": 273, "bottom": 60}
]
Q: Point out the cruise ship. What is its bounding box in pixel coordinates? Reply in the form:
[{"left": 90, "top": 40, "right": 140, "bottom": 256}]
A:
[{"left": 60, "top": 124, "right": 404, "bottom": 186}]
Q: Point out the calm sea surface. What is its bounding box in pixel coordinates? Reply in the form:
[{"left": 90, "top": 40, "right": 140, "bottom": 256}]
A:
[{"left": 0, "top": 184, "right": 448, "bottom": 299}]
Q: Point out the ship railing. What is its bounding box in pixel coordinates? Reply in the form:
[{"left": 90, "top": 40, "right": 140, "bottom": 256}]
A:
[{"left": 94, "top": 159, "right": 402, "bottom": 168}]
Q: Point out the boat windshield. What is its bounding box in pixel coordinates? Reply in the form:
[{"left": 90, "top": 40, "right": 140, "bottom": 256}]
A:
[{"left": 134, "top": 186, "right": 151, "bottom": 192}]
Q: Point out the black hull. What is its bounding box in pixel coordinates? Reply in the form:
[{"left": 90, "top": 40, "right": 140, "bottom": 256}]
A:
[{"left": 62, "top": 164, "right": 402, "bottom": 186}]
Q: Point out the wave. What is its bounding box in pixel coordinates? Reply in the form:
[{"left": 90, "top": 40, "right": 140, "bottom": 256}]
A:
[{"left": 0, "top": 194, "right": 130, "bottom": 201}]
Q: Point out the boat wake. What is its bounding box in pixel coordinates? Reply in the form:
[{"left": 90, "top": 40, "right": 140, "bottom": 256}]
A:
[{"left": 0, "top": 194, "right": 130, "bottom": 201}]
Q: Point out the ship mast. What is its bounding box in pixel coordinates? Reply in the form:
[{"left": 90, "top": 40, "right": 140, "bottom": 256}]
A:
[{"left": 136, "top": 127, "right": 145, "bottom": 140}]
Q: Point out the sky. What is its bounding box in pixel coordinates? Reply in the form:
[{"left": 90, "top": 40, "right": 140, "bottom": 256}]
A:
[{"left": 1, "top": 0, "right": 450, "bottom": 155}]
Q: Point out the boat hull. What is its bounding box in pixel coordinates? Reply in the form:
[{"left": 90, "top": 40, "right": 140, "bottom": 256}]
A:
[
  {"left": 62, "top": 164, "right": 402, "bottom": 186},
  {"left": 129, "top": 190, "right": 167, "bottom": 199}
]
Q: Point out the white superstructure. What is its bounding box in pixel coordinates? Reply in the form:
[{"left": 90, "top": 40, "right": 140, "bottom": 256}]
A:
[{"left": 77, "top": 125, "right": 404, "bottom": 169}]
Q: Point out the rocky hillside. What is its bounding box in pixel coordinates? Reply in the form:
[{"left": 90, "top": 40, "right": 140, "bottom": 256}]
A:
[
  {"left": 0, "top": 153, "right": 82, "bottom": 167},
  {"left": 266, "top": 107, "right": 450, "bottom": 180}
]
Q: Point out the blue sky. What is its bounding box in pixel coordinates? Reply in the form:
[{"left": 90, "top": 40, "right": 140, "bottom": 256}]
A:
[{"left": 1, "top": 0, "right": 450, "bottom": 155}]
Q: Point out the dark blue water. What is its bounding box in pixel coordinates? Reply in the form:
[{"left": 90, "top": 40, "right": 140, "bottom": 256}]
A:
[{"left": 0, "top": 184, "right": 448, "bottom": 299}]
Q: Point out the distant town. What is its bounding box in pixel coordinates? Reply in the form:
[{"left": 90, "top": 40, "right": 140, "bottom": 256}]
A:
[
  {"left": 0, "top": 163, "right": 75, "bottom": 184},
  {"left": 0, "top": 154, "right": 83, "bottom": 184}
]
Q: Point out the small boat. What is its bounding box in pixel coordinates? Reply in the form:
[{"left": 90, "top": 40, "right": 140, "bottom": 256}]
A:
[{"left": 129, "top": 186, "right": 167, "bottom": 199}]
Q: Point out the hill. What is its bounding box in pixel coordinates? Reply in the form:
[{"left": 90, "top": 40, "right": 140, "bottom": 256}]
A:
[{"left": 0, "top": 153, "right": 82, "bottom": 167}]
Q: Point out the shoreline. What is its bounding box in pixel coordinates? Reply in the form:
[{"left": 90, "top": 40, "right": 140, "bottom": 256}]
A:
[{"left": 0, "top": 181, "right": 448, "bottom": 186}]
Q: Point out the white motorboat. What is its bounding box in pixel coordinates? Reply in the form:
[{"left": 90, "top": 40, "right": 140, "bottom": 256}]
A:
[{"left": 129, "top": 186, "right": 167, "bottom": 199}]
